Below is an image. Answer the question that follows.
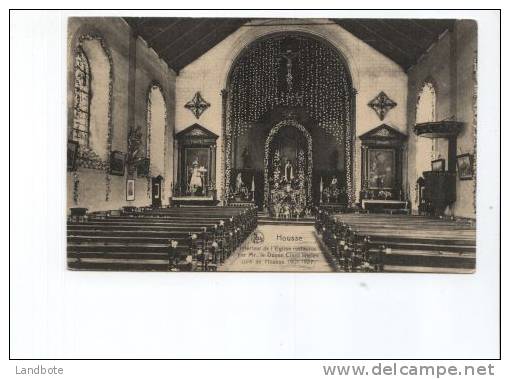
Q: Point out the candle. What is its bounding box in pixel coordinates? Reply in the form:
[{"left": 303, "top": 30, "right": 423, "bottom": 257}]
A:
[
  {"left": 320, "top": 177, "right": 323, "bottom": 191},
  {"left": 251, "top": 176, "right": 255, "bottom": 191}
]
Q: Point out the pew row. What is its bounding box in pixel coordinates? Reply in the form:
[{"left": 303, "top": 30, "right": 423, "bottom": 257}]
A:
[
  {"left": 67, "top": 206, "right": 257, "bottom": 271},
  {"left": 315, "top": 209, "right": 476, "bottom": 273}
]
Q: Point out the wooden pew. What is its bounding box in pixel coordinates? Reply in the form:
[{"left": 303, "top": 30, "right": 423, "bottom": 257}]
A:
[
  {"left": 68, "top": 206, "right": 257, "bottom": 271},
  {"left": 315, "top": 208, "right": 476, "bottom": 273}
]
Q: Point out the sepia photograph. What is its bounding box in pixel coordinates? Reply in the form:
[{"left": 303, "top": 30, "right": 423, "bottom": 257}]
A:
[
  {"left": 65, "top": 16, "right": 478, "bottom": 273},
  {"left": 9, "top": 6, "right": 502, "bottom": 365}
]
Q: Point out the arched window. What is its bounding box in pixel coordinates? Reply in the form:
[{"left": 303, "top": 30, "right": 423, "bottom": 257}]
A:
[
  {"left": 147, "top": 85, "right": 166, "bottom": 175},
  {"left": 415, "top": 81, "right": 437, "bottom": 177},
  {"left": 72, "top": 36, "right": 112, "bottom": 162},
  {"left": 71, "top": 47, "right": 91, "bottom": 146},
  {"left": 416, "top": 82, "right": 436, "bottom": 124}
]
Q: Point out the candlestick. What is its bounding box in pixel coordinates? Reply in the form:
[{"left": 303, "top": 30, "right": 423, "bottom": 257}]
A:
[
  {"left": 320, "top": 177, "right": 323, "bottom": 203},
  {"left": 251, "top": 176, "right": 255, "bottom": 202}
]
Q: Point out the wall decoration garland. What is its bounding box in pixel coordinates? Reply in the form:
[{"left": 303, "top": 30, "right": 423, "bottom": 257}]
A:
[
  {"left": 72, "top": 172, "right": 80, "bottom": 205},
  {"left": 472, "top": 52, "right": 477, "bottom": 214},
  {"left": 145, "top": 82, "right": 168, "bottom": 201},
  {"left": 72, "top": 33, "right": 114, "bottom": 202},
  {"left": 224, "top": 33, "right": 355, "bottom": 205},
  {"left": 219, "top": 89, "right": 229, "bottom": 204},
  {"left": 126, "top": 126, "right": 143, "bottom": 175}
]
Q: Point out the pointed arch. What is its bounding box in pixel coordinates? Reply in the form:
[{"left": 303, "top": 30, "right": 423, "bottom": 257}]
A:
[
  {"left": 146, "top": 82, "right": 167, "bottom": 177},
  {"left": 72, "top": 33, "right": 114, "bottom": 165},
  {"left": 415, "top": 80, "right": 438, "bottom": 180}
]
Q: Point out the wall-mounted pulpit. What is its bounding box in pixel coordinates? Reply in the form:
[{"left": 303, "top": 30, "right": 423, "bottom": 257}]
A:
[
  {"left": 359, "top": 124, "right": 408, "bottom": 213},
  {"left": 414, "top": 120, "right": 463, "bottom": 215},
  {"left": 173, "top": 123, "right": 219, "bottom": 206}
]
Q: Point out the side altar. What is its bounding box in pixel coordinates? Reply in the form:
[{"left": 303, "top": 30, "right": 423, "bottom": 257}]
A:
[{"left": 171, "top": 123, "right": 219, "bottom": 206}]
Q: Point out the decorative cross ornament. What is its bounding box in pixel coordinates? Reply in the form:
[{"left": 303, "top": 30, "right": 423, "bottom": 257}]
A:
[
  {"left": 368, "top": 91, "right": 397, "bottom": 121},
  {"left": 185, "top": 91, "right": 211, "bottom": 119}
]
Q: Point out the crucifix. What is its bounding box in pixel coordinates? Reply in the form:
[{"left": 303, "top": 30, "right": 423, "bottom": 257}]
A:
[{"left": 280, "top": 49, "right": 299, "bottom": 93}]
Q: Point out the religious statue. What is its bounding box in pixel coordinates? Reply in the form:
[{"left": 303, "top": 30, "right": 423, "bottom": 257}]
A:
[
  {"left": 283, "top": 159, "right": 294, "bottom": 183},
  {"left": 241, "top": 147, "right": 252, "bottom": 168},
  {"left": 281, "top": 49, "right": 299, "bottom": 93},
  {"left": 235, "top": 172, "right": 244, "bottom": 193},
  {"left": 232, "top": 172, "right": 249, "bottom": 201},
  {"left": 329, "top": 177, "right": 340, "bottom": 203},
  {"left": 189, "top": 158, "right": 207, "bottom": 195}
]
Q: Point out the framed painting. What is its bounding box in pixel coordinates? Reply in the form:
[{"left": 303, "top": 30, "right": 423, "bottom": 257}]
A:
[
  {"left": 126, "top": 179, "right": 135, "bottom": 201},
  {"left": 431, "top": 158, "right": 445, "bottom": 172},
  {"left": 67, "top": 140, "right": 79, "bottom": 171},
  {"left": 457, "top": 153, "right": 474, "bottom": 180},
  {"left": 183, "top": 147, "right": 210, "bottom": 196},
  {"left": 110, "top": 151, "right": 126, "bottom": 176},
  {"left": 136, "top": 157, "right": 150, "bottom": 177},
  {"left": 366, "top": 148, "right": 395, "bottom": 189}
]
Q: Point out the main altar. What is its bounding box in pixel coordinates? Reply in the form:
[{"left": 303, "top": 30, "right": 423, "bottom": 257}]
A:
[
  {"left": 264, "top": 120, "right": 312, "bottom": 218},
  {"left": 222, "top": 33, "right": 356, "bottom": 213}
]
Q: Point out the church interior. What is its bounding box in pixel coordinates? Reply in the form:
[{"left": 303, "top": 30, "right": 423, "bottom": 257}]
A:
[{"left": 67, "top": 17, "right": 477, "bottom": 273}]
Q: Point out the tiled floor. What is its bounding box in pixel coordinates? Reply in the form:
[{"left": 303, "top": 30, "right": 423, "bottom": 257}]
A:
[{"left": 219, "top": 225, "right": 333, "bottom": 272}]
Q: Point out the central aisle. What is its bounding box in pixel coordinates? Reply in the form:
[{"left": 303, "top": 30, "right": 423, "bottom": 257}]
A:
[{"left": 219, "top": 225, "right": 333, "bottom": 272}]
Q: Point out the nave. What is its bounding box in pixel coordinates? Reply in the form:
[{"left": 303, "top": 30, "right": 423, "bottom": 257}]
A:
[
  {"left": 67, "top": 206, "right": 475, "bottom": 273},
  {"left": 219, "top": 225, "right": 333, "bottom": 272},
  {"left": 66, "top": 17, "right": 478, "bottom": 274}
]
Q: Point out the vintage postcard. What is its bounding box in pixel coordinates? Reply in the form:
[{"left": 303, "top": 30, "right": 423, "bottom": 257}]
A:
[{"left": 67, "top": 17, "right": 476, "bottom": 273}]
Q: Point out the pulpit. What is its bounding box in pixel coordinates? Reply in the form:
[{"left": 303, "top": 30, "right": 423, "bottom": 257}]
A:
[{"left": 413, "top": 120, "right": 463, "bottom": 215}]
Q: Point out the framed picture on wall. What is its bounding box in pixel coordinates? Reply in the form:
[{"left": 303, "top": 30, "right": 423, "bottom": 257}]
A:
[
  {"left": 457, "top": 153, "right": 474, "bottom": 180},
  {"left": 126, "top": 179, "right": 135, "bottom": 201},
  {"left": 431, "top": 158, "right": 445, "bottom": 172},
  {"left": 366, "top": 148, "right": 395, "bottom": 190},
  {"left": 110, "top": 151, "right": 126, "bottom": 176},
  {"left": 136, "top": 157, "right": 150, "bottom": 177},
  {"left": 67, "top": 140, "right": 79, "bottom": 171}
]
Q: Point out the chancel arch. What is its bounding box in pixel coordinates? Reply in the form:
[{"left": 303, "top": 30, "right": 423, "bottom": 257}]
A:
[{"left": 223, "top": 32, "right": 355, "bottom": 211}]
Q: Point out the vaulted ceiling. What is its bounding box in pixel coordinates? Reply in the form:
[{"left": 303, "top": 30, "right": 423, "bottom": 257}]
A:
[{"left": 124, "top": 17, "right": 454, "bottom": 73}]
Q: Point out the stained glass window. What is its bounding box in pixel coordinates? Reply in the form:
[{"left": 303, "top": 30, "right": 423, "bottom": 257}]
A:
[
  {"left": 147, "top": 85, "right": 167, "bottom": 176},
  {"left": 72, "top": 48, "right": 91, "bottom": 146},
  {"left": 415, "top": 81, "right": 438, "bottom": 180}
]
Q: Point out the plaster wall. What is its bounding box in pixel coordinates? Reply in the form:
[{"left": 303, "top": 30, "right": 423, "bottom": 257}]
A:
[
  {"left": 67, "top": 18, "right": 176, "bottom": 212},
  {"left": 407, "top": 20, "right": 477, "bottom": 218}
]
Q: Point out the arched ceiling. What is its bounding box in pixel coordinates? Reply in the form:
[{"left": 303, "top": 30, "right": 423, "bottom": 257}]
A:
[{"left": 123, "top": 17, "right": 454, "bottom": 73}]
